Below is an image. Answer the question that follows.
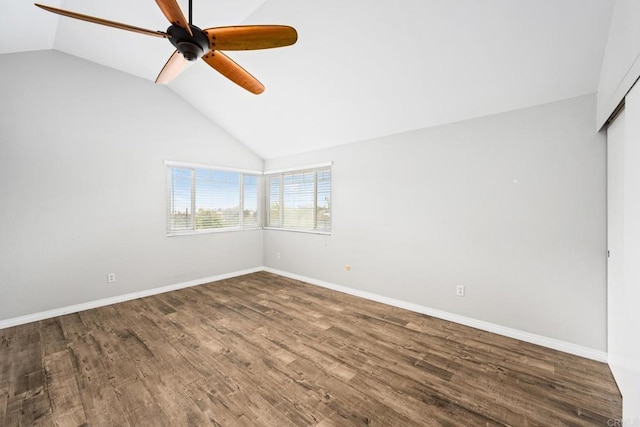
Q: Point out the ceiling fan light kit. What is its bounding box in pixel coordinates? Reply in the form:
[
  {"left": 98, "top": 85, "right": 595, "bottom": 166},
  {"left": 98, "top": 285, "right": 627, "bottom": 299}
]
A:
[{"left": 34, "top": 0, "right": 297, "bottom": 94}]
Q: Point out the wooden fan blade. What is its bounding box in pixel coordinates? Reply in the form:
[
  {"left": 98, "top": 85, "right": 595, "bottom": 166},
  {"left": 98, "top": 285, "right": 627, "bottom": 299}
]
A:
[
  {"left": 202, "top": 51, "right": 265, "bottom": 94},
  {"left": 155, "top": 0, "right": 192, "bottom": 36},
  {"left": 155, "top": 50, "right": 188, "bottom": 84},
  {"left": 34, "top": 3, "right": 167, "bottom": 38},
  {"left": 204, "top": 26, "right": 297, "bottom": 51}
]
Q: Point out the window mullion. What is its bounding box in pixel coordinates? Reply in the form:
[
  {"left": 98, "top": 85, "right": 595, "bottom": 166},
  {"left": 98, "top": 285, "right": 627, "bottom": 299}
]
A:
[
  {"left": 168, "top": 168, "right": 173, "bottom": 231},
  {"left": 239, "top": 174, "right": 245, "bottom": 228},
  {"left": 190, "top": 168, "right": 196, "bottom": 230},
  {"left": 258, "top": 175, "right": 263, "bottom": 227},
  {"left": 313, "top": 171, "right": 318, "bottom": 230},
  {"left": 279, "top": 174, "right": 284, "bottom": 227}
]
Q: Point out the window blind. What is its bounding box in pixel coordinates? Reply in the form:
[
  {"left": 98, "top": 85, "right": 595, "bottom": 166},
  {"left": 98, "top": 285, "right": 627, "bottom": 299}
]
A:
[
  {"left": 243, "top": 175, "right": 259, "bottom": 228},
  {"left": 166, "top": 163, "right": 261, "bottom": 234},
  {"left": 266, "top": 165, "right": 331, "bottom": 233}
]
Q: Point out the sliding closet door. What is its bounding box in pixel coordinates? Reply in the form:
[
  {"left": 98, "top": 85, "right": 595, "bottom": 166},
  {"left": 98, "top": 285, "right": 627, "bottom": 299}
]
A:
[
  {"left": 607, "top": 81, "right": 640, "bottom": 421},
  {"left": 606, "top": 107, "right": 624, "bottom": 377}
]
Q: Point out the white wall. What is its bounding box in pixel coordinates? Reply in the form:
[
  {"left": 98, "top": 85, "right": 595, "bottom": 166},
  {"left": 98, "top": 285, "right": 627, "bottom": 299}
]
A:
[
  {"left": 0, "top": 50, "right": 263, "bottom": 321},
  {"left": 607, "top": 84, "right": 640, "bottom": 424},
  {"left": 597, "top": 0, "right": 640, "bottom": 128},
  {"left": 264, "top": 94, "right": 607, "bottom": 351}
]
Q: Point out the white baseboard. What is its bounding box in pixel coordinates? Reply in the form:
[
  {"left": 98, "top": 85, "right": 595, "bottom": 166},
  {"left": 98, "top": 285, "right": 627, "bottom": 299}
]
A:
[
  {"left": 263, "top": 267, "right": 608, "bottom": 363},
  {"left": 0, "top": 266, "right": 608, "bottom": 363},
  {"left": 0, "top": 267, "right": 263, "bottom": 330}
]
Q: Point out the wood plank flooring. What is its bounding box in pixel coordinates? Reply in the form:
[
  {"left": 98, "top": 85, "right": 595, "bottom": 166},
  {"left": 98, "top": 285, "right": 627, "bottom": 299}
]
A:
[{"left": 0, "top": 271, "right": 621, "bottom": 426}]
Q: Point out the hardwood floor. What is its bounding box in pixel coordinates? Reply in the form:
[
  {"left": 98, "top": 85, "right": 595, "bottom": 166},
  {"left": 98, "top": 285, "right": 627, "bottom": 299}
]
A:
[{"left": 0, "top": 272, "right": 621, "bottom": 426}]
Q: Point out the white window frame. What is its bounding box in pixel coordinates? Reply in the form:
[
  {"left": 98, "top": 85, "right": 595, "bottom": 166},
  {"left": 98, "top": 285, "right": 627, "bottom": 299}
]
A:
[
  {"left": 264, "top": 162, "right": 332, "bottom": 235},
  {"left": 165, "top": 160, "right": 262, "bottom": 236}
]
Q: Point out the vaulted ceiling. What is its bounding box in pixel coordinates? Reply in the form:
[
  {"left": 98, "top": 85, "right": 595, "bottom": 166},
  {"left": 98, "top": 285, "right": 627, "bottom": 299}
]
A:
[{"left": 1, "top": 0, "right": 615, "bottom": 158}]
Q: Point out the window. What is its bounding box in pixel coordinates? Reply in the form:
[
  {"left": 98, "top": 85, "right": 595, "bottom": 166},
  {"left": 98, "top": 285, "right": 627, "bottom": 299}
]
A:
[
  {"left": 166, "top": 161, "right": 330, "bottom": 235},
  {"left": 265, "top": 164, "right": 332, "bottom": 233},
  {"left": 166, "top": 162, "right": 261, "bottom": 234}
]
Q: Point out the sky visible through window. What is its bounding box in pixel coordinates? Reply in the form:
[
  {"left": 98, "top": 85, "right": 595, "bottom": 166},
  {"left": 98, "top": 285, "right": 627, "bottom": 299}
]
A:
[
  {"left": 171, "top": 168, "right": 192, "bottom": 214},
  {"left": 196, "top": 169, "right": 240, "bottom": 211},
  {"left": 171, "top": 168, "right": 258, "bottom": 211}
]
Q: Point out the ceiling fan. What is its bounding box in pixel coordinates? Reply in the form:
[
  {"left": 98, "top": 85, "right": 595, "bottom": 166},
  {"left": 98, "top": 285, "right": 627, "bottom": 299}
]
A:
[{"left": 34, "top": 0, "right": 298, "bottom": 94}]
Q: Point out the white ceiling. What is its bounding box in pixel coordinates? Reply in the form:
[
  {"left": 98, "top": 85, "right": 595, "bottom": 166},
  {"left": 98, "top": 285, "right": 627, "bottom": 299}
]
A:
[{"left": 1, "top": 0, "right": 615, "bottom": 159}]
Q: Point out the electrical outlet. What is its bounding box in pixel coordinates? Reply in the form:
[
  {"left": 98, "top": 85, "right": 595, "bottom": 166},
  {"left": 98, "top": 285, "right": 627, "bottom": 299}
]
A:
[
  {"left": 456, "top": 285, "right": 465, "bottom": 297},
  {"left": 277, "top": 252, "right": 281, "bottom": 260},
  {"left": 107, "top": 273, "right": 116, "bottom": 283}
]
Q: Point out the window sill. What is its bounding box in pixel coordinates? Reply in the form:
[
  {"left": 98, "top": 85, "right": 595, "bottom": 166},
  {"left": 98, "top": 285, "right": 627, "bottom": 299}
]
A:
[
  {"left": 167, "top": 227, "right": 262, "bottom": 237},
  {"left": 167, "top": 227, "right": 331, "bottom": 237},
  {"left": 263, "top": 227, "right": 331, "bottom": 236}
]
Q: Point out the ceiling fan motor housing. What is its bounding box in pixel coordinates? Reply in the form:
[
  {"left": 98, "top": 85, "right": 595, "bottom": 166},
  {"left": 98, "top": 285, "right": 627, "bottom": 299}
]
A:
[{"left": 167, "top": 24, "right": 209, "bottom": 61}]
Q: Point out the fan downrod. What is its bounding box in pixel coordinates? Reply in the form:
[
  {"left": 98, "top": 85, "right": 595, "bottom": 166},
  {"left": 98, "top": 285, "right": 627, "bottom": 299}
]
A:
[{"left": 167, "top": 24, "right": 209, "bottom": 61}]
